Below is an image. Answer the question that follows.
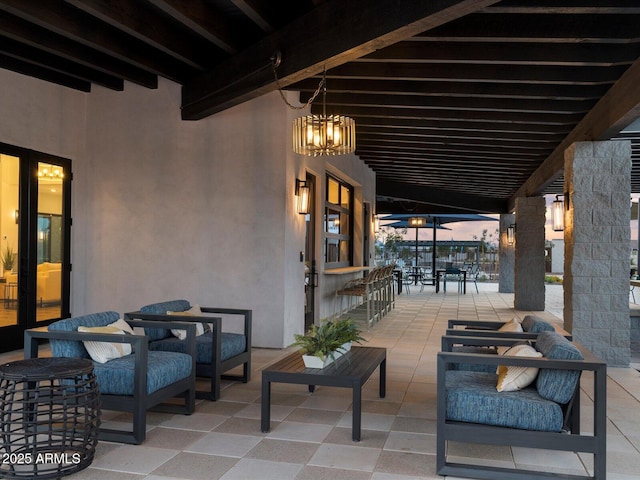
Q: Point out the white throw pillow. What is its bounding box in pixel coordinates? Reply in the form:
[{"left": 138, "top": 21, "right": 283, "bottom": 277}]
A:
[
  {"left": 496, "top": 343, "right": 543, "bottom": 392},
  {"left": 78, "top": 318, "right": 136, "bottom": 364},
  {"left": 168, "top": 304, "right": 206, "bottom": 340},
  {"left": 496, "top": 319, "right": 524, "bottom": 354},
  {"left": 498, "top": 318, "right": 523, "bottom": 333}
]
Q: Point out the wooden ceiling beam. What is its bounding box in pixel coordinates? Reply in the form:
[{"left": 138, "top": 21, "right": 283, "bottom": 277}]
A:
[
  {"left": 355, "top": 115, "right": 572, "bottom": 135},
  {"left": 0, "top": 52, "right": 91, "bottom": 91},
  {"left": 509, "top": 56, "right": 640, "bottom": 210},
  {"left": 300, "top": 91, "right": 594, "bottom": 114},
  {"left": 319, "top": 105, "right": 584, "bottom": 124},
  {"left": 358, "top": 140, "right": 551, "bottom": 154},
  {"left": 0, "top": 34, "right": 123, "bottom": 90},
  {"left": 377, "top": 179, "right": 508, "bottom": 213},
  {"left": 419, "top": 13, "right": 640, "bottom": 42},
  {"left": 325, "top": 62, "right": 626, "bottom": 84},
  {"left": 180, "top": 0, "right": 501, "bottom": 120},
  {"left": 360, "top": 41, "right": 640, "bottom": 66},
  {"left": 357, "top": 125, "right": 566, "bottom": 142},
  {"left": 0, "top": 11, "right": 157, "bottom": 88},
  {"left": 288, "top": 77, "right": 608, "bottom": 99},
  {"left": 0, "top": 0, "right": 194, "bottom": 82},
  {"left": 67, "top": 0, "right": 218, "bottom": 66}
]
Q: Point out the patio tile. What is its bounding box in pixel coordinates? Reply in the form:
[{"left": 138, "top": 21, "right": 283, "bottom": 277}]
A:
[
  {"left": 186, "top": 432, "right": 263, "bottom": 457},
  {"left": 218, "top": 458, "right": 303, "bottom": 480},
  {"left": 266, "top": 421, "right": 333, "bottom": 443},
  {"left": 284, "top": 407, "right": 344, "bottom": 425},
  {"left": 140, "top": 427, "right": 206, "bottom": 450},
  {"left": 383, "top": 431, "right": 436, "bottom": 454},
  {"left": 90, "top": 445, "right": 178, "bottom": 475},
  {"left": 374, "top": 451, "right": 437, "bottom": 477},
  {"left": 296, "top": 465, "right": 371, "bottom": 480},
  {"left": 149, "top": 452, "right": 238, "bottom": 480},
  {"left": 323, "top": 426, "right": 389, "bottom": 449},
  {"left": 158, "top": 412, "right": 227, "bottom": 431},
  {"left": 245, "top": 438, "right": 319, "bottom": 463},
  {"left": 308, "top": 443, "right": 381, "bottom": 472}
]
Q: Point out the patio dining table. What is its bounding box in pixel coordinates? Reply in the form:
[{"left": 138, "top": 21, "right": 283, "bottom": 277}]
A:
[{"left": 436, "top": 268, "right": 467, "bottom": 294}]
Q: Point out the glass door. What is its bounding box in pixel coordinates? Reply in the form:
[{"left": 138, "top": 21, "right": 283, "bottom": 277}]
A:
[
  {"left": 0, "top": 145, "right": 71, "bottom": 353},
  {"left": 0, "top": 152, "right": 20, "bottom": 331},
  {"left": 36, "top": 162, "right": 65, "bottom": 321}
]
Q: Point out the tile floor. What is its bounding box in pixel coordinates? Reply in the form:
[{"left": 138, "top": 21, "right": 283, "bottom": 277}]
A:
[{"left": 3, "top": 283, "right": 640, "bottom": 479}]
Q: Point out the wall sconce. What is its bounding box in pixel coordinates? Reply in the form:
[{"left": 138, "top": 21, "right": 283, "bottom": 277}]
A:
[
  {"left": 507, "top": 224, "right": 515, "bottom": 245},
  {"left": 408, "top": 217, "right": 426, "bottom": 227},
  {"left": 374, "top": 215, "right": 380, "bottom": 232},
  {"left": 552, "top": 194, "right": 565, "bottom": 231},
  {"left": 295, "top": 179, "right": 310, "bottom": 215},
  {"left": 14, "top": 210, "right": 19, "bottom": 224}
]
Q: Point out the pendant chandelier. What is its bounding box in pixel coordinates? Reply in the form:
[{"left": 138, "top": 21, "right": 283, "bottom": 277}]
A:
[
  {"left": 292, "top": 79, "right": 356, "bottom": 156},
  {"left": 272, "top": 54, "right": 355, "bottom": 156}
]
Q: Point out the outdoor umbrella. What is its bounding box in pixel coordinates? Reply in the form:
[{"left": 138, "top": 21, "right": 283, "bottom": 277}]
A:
[{"left": 380, "top": 213, "right": 497, "bottom": 276}]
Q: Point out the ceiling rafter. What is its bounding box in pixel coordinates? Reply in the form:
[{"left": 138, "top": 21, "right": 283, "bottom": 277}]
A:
[{"left": 181, "top": 0, "right": 500, "bottom": 119}]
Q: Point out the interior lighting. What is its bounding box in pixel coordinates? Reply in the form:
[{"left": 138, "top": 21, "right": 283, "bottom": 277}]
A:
[
  {"left": 38, "top": 166, "right": 64, "bottom": 179},
  {"left": 295, "top": 179, "right": 310, "bottom": 215}
]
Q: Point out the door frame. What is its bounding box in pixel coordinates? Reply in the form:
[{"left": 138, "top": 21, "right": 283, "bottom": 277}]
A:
[{"left": 0, "top": 143, "right": 72, "bottom": 352}]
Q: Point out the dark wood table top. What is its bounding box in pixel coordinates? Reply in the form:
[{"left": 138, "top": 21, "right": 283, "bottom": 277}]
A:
[{"left": 262, "top": 346, "right": 386, "bottom": 386}]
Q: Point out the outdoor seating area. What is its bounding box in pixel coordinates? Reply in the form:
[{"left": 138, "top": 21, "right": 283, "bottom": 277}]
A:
[
  {"left": 1, "top": 283, "right": 635, "bottom": 479},
  {"left": 438, "top": 331, "right": 606, "bottom": 480},
  {"left": 124, "top": 300, "right": 252, "bottom": 401}
]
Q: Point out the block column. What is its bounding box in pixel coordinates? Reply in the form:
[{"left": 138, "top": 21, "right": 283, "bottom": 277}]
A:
[
  {"left": 564, "top": 140, "right": 631, "bottom": 366},
  {"left": 514, "top": 197, "right": 546, "bottom": 310},
  {"left": 499, "top": 213, "right": 515, "bottom": 293}
]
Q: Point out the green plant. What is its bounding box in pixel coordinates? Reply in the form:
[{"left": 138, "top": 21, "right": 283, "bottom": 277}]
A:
[
  {"left": 1, "top": 245, "right": 15, "bottom": 272},
  {"left": 293, "top": 318, "right": 365, "bottom": 362}
]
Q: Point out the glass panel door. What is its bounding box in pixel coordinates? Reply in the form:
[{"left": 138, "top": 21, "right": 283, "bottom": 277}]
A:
[
  {"left": 0, "top": 145, "right": 71, "bottom": 353},
  {"left": 0, "top": 153, "right": 19, "bottom": 328},
  {"left": 36, "top": 162, "right": 64, "bottom": 321}
]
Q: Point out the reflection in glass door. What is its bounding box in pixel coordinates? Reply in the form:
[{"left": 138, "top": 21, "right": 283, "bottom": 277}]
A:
[
  {"left": 36, "top": 163, "right": 64, "bottom": 321},
  {"left": 0, "top": 154, "right": 19, "bottom": 328}
]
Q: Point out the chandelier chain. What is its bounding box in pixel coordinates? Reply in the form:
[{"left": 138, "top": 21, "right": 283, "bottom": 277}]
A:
[{"left": 271, "top": 54, "right": 325, "bottom": 111}]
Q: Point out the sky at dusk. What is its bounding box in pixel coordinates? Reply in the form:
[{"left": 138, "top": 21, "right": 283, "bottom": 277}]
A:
[{"left": 380, "top": 195, "right": 639, "bottom": 243}]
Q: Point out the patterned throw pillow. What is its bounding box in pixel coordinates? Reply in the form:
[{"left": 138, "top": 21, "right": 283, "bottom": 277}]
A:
[
  {"left": 168, "top": 304, "right": 207, "bottom": 339},
  {"left": 496, "top": 343, "right": 542, "bottom": 392},
  {"left": 78, "top": 318, "right": 135, "bottom": 363}
]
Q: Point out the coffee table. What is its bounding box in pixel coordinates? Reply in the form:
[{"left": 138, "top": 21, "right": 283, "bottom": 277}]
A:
[{"left": 261, "top": 346, "right": 386, "bottom": 441}]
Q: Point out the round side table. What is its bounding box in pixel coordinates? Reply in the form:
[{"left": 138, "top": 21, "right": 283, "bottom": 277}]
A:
[{"left": 0, "top": 357, "right": 100, "bottom": 479}]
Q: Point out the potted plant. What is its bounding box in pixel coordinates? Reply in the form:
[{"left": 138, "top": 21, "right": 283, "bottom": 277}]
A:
[
  {"left": 1, "top": 245, "right": 15, "bottom": 277},
  {"left": 293, "top": 318, "right": 365, "bottom": 368}
]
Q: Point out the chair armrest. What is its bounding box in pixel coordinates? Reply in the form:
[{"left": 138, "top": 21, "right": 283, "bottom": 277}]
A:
[
  {"left": 200, "top": 307, "right": 252, "bottom": 344},
  {"left": 441, "top": 334, "right": 528, "bottom": 352},
  {"left": 447, "top": 319, "right": 504, "bottom": 329}
]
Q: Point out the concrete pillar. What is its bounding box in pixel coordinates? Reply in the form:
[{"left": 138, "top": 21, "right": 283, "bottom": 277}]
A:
[
  {"left": 564, "top": 140, "right": 631, "bottom": 367},
  {"left": 499, "top": 213, "right": 515, "bottom": 293},
  {"left": 514, "top": 197, "right": 546, "bottom": 310}
]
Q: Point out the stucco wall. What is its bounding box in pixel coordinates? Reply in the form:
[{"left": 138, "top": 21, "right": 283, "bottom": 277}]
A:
[{"left": 0, "top": 69, "right": 376, "bottom": 349}]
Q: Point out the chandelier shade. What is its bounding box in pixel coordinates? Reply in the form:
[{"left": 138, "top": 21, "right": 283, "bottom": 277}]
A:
[{"left": 293, "top": 114, "right": 355, "bottom": 156}]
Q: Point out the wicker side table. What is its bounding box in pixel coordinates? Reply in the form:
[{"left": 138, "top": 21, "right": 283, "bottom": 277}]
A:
[{"left": 0, "top": 357, "right": 100, "bottom": 479}]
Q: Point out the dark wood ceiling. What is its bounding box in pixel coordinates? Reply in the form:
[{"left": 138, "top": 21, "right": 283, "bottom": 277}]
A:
[{"left": 1, "top": 0, "right": 639, "bottom": 214}]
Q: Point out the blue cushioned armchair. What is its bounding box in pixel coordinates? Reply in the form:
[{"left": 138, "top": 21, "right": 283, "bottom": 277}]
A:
[
  {"left": 125, "top": 300, "right": 252, "bottom": 401},
  {"left": 437, "top": 332, "right": 606, "bottom": 480},
  {"left": 24, "top": 311, "right": 197, "bottom": 444}
]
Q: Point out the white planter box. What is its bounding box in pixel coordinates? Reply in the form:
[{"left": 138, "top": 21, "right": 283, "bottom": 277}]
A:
[{"left": 302, "top": 342, "right": 351, "bottom": 369}]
